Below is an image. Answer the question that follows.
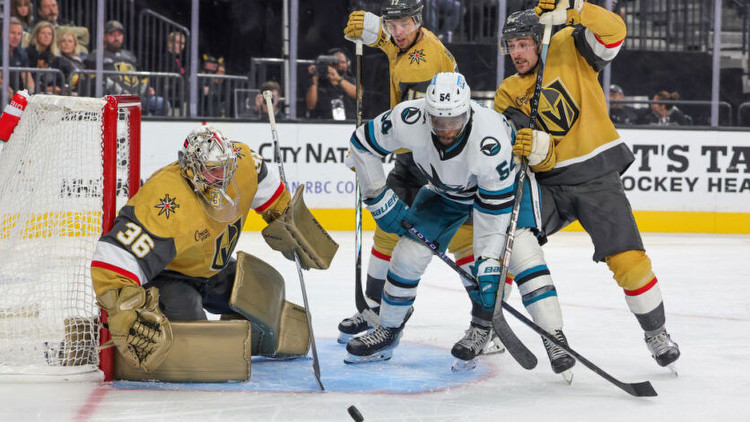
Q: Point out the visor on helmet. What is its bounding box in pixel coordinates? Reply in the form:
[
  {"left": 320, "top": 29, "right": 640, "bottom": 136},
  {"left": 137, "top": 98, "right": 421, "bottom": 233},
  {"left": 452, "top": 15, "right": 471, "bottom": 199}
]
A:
[
  {"left": 429, "top": 112, "right": 469, "bottom": 133},
  {"left": 500, "top": 34, "right": 538, "bottom": 55}
]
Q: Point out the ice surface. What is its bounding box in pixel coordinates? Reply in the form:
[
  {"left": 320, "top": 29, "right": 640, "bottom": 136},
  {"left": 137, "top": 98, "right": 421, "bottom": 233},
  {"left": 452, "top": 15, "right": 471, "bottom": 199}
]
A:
[{"left": 1, "top": 231, "right": 749, "bottom": 421}]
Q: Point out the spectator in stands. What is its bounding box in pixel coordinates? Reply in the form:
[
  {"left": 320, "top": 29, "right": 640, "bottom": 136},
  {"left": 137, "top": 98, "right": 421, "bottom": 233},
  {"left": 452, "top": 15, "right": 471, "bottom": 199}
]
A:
[
  {"left": 200, "top": 55, "right": 228, "bottom": 117},
  {"left": 253, "top": 80, "right": 285, "bottom": 120},
  {"left": 53, "top": 29, "right": 86, "bottom": 94},
  {"left": 641, "top": 90, "right": 693, "bottom": 126},
  {"left": 0, "top": 17, "right": 34, "bottom": 95},
  {"left": 305, "top": 48, "right": 356, "bottom": 120},
  {"left": 160, "top": 31, "right": 187, "bottom": 76},
  {"left": 37, "top": 0, "right": 67, "bottom": 27},
  {"left": 608, "top": 84, "right": 639, "bottom": 125},
  {"left": 11, "top": 0, "right": 34, "bottom": 32},
  {"left": 86, "top": 20, "right": 168, "bottom": 116},
  {"left": 26, "top": 20, "right": 61, "bottom": 94}
]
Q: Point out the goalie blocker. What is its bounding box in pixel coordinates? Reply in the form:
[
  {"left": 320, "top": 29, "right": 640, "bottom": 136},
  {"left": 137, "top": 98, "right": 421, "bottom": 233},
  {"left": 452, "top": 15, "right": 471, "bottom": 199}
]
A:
[{"left": 262, "top": 185, "right": 339, "bottom": 270}]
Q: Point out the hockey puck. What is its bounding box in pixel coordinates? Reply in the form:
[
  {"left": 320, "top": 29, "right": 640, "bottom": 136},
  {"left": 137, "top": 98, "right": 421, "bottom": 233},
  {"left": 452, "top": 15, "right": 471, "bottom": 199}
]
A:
[{"left": 347, "top": 405, "right": 364, "bottom": 422}]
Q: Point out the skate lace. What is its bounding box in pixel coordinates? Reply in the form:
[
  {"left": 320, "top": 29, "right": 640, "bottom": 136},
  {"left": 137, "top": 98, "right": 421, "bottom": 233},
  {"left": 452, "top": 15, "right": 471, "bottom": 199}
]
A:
[
  {"left": 349, "top": 312, "right": 367, "bottom": 325},
  {"left": 543, "top": 330, "right": 569, "bottom": 360},
  {"left": 646, "top": 331, "right": 676, "bottom": 355},
  {"left": 360, "top": 326, "right": 397, "bottom": 347},
  {"left": 458, "top": 325, "right": 491, "bottom": 351}
]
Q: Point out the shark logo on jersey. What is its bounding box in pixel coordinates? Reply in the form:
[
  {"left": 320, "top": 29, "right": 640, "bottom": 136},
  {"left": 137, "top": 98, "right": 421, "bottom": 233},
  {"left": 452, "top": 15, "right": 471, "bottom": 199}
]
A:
[
  {"left": 537, "top": 78, "right": 580, "bottom": 136},
  {"left": 418, "top": 163, "right": 470, "bottom": 194},
  {"left": 479, "top": 137, "right": 500, "bottom": 156},
  {"left": 155, "top": 194, "right": 180, "bottom": 219},
  {"left": 401, "top": 107, "right": 422, "bottom": 124},
  {"left": 211, "top": 219, "right": 242, "bottom": 270},
  {"left": 409, "top": 49, "right": 427, "bottom": 65}
]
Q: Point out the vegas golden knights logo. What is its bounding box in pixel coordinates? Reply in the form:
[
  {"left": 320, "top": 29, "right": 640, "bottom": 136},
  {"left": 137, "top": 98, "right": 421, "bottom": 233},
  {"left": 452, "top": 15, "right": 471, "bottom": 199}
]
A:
[
  {"left": 211, "top": 219, "right": 242, "bottom": 270},
  {"left": 537, "top": 78, "right": 579, "bottom": 137}
]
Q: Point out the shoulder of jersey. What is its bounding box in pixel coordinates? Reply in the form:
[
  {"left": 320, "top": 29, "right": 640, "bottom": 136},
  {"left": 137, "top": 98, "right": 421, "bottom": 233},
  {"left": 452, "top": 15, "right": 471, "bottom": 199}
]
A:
[{"left": 393, "top": 98, "right": 426, "bottom": 127}]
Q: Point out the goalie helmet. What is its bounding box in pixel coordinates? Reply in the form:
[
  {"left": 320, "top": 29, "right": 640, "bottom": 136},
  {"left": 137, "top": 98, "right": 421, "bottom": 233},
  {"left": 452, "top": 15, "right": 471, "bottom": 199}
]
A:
[
  {"left": 381, "top": 0, "right": 423, "bottom": 26},
  {"left": 500, "top": 9, "right": 543, "bottom": 54},
  {"left": 425, "top": 72, "right": 472, "bottom": 144},
  {"left": 178, "top": 125, "right": 238, "bottom": 210}
]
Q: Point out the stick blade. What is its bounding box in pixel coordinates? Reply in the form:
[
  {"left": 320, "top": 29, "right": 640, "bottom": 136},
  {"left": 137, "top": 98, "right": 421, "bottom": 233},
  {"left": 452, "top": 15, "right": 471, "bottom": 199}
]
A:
[
  {"left": 492, "top": 309, "right": 538, "bottom": 370},
  {"left": 624, "top": 380, "right": 657, "bottom": 397}
]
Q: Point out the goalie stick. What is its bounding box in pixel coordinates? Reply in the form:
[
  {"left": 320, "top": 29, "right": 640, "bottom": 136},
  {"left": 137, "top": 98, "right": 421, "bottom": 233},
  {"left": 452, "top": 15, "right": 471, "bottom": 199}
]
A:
[
  {"left": 353, "top": 40, "right": 379, "bottom": 326},
  {"left": 263, "top": 91, "right": 324, "bottom": 391},
  {"left": 403, "top": 223, "right": 657, "bottom": 397}
]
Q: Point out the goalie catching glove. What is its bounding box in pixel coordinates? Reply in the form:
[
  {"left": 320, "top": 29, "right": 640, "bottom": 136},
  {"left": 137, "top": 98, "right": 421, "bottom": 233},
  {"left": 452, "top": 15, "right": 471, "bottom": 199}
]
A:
[
  {"left": 535, "top": 0, "right": 584, "bottom": 25},
  {"left": 97, "top": 285, "right": 173, "bottom": 372},
  {"left": 514, "top": 127, "right": 557, "bottom": 172},
  {"left": 344, "top": 10, "right": 388, "bottom": 46}
]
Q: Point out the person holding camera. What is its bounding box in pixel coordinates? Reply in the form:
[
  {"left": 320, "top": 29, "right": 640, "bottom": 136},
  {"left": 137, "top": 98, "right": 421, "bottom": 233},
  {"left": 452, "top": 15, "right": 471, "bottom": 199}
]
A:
[{"left": 305, "top": 48, "right": 356, "bottom": 120}]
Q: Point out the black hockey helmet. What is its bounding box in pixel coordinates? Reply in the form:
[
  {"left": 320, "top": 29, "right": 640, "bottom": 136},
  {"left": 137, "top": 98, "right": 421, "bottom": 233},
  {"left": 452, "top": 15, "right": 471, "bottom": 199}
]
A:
[
  {"left": 500, "top": 9, "right": 544, "bottom": 54},
  {"left": 381, "top": 0, "right": 423, "bottom": 24}
]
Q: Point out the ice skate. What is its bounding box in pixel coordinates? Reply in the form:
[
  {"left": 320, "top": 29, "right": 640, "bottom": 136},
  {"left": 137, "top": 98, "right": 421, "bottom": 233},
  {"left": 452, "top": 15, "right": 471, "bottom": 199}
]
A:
[
  {"left": 344, "top": 325, "right": 402, "bottom": 364},
  {"left": 451, "top": 323, "right": 492, "bottom": 372},
  {"left": 542, "top": 329, "right": 576, "bottom": 384},
  {"left": 337, "top": 307, "right": 379, "bottom": 344},
  {"left": 645, "top": 329, "right": 680, "bottom": 375},
  {"left": 480, "top": 329, "right": 505, "bottom": 355}
]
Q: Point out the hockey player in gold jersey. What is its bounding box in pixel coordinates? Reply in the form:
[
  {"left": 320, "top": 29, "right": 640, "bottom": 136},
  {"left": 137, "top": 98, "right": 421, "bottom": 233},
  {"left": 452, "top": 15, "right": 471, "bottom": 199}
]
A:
[
  {"left": 342, "top": 0, "right": 507, "bottom": 363},
  {"left": 494, "top": 1, "right": 680, "bottom": 369},
  {"left": 90, "top": 125, "right": 315, "bottom": 372}
]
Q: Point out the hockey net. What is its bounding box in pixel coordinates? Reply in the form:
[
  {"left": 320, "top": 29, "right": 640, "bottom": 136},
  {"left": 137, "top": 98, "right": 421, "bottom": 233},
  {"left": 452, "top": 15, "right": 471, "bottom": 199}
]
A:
[{"left": 0, "top": 95, "right": 140, "bottom": 381}]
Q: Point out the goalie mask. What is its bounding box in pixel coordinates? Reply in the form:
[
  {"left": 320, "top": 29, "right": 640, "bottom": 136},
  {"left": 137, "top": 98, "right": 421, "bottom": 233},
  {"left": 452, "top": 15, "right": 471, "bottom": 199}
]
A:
[
  {"left": 425, "top": 72, "right": 472, "bottom": 146},
  {"left": 179, "top": 125, "right": 240, "bottom": 219}
]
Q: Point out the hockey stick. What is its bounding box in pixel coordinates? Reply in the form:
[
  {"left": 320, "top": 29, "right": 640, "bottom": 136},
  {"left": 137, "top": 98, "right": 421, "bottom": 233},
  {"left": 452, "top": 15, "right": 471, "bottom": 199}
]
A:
[
  {"left": 353, "top": 40, "right": 379, "bottom": 325},
  {"left": 487, "top": 19, "right": 560, "bottom": 372},
  {"left": 263, "top": 90, "right": 324, "bottom": 391},
  {"left": 403, "top": 223, "right": 657, "bottom": 397}
]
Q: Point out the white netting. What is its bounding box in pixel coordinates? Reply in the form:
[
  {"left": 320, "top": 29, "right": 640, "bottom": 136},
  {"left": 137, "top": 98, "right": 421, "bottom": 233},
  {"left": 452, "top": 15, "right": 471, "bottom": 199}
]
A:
[{"left": 0, "top": 95, "right": 133, "bottom": 380}]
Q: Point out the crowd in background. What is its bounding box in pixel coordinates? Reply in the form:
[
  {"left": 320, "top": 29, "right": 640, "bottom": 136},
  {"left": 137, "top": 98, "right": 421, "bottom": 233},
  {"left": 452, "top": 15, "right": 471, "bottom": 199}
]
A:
[{"left": 0, "top": 0, "right": 744, "bottom": 125}]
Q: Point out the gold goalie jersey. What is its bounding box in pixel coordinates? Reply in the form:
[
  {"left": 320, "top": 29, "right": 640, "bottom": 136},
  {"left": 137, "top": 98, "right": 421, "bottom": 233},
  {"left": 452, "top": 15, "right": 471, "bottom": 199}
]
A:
[
  {"left": 377, "top": 27, "right": 457, "bottom": 107},
  {"left": 494, "top": 3, "right": 632, "bottom": 185},
  {"left": 90, "top": 142, "right": 290, "bottom": 295}
]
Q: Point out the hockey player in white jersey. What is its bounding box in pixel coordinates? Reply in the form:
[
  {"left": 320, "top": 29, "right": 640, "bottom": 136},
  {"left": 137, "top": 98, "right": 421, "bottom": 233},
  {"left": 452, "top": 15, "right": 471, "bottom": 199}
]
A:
[{"left": 345, "top": 72, "right": 575, "bottom": 374}]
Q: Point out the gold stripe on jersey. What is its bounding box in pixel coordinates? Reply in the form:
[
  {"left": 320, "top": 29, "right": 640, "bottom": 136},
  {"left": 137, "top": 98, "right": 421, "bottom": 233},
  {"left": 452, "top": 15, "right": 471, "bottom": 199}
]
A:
[
  {"left": 379, "top": 28, "right": 458, "bottom": 108},
  {"left": 494, "top": 3, "right": 632, "bottom": 185}
]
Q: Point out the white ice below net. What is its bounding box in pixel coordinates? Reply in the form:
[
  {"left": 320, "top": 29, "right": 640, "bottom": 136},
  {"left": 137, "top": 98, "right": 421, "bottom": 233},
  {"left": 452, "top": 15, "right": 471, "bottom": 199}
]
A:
[{"left": 0, "top": 95, "right": 127, "bottom": 381}]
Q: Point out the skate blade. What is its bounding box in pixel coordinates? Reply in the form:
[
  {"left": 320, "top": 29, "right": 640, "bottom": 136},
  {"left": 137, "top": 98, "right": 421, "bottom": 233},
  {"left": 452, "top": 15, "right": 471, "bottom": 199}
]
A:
[
  {"left": 451, "top": 357, "right": 478, "bottom": 372},
  {"left": 561, "top": 369, "right": 574, "bottom": 385},
  {"left": 337, "top": 332, "right": 353, "bottom": 344},
  {"left": 667, "top": 363, "right": 679, "bottom": 377},
  {"left": 480, "top": 340, "right": 505, "bottom": 355},
  {"left": 343, "top": 350, "right": 393, "bottom": 364}
]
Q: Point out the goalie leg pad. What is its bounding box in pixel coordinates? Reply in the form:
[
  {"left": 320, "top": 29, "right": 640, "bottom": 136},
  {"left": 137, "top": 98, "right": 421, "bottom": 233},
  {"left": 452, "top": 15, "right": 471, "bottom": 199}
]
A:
[
  {"left": 229, "top": 251, "right": 311, "bottom": 358},
  {"left": 272, "top": 301, "right": 310, "bottom": 358},
  {"left": 114, "top": 320, "right": 252, "bottom": 382},
  {"left": 261, "top": 186, "right": 339, "bottom": 270}
]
